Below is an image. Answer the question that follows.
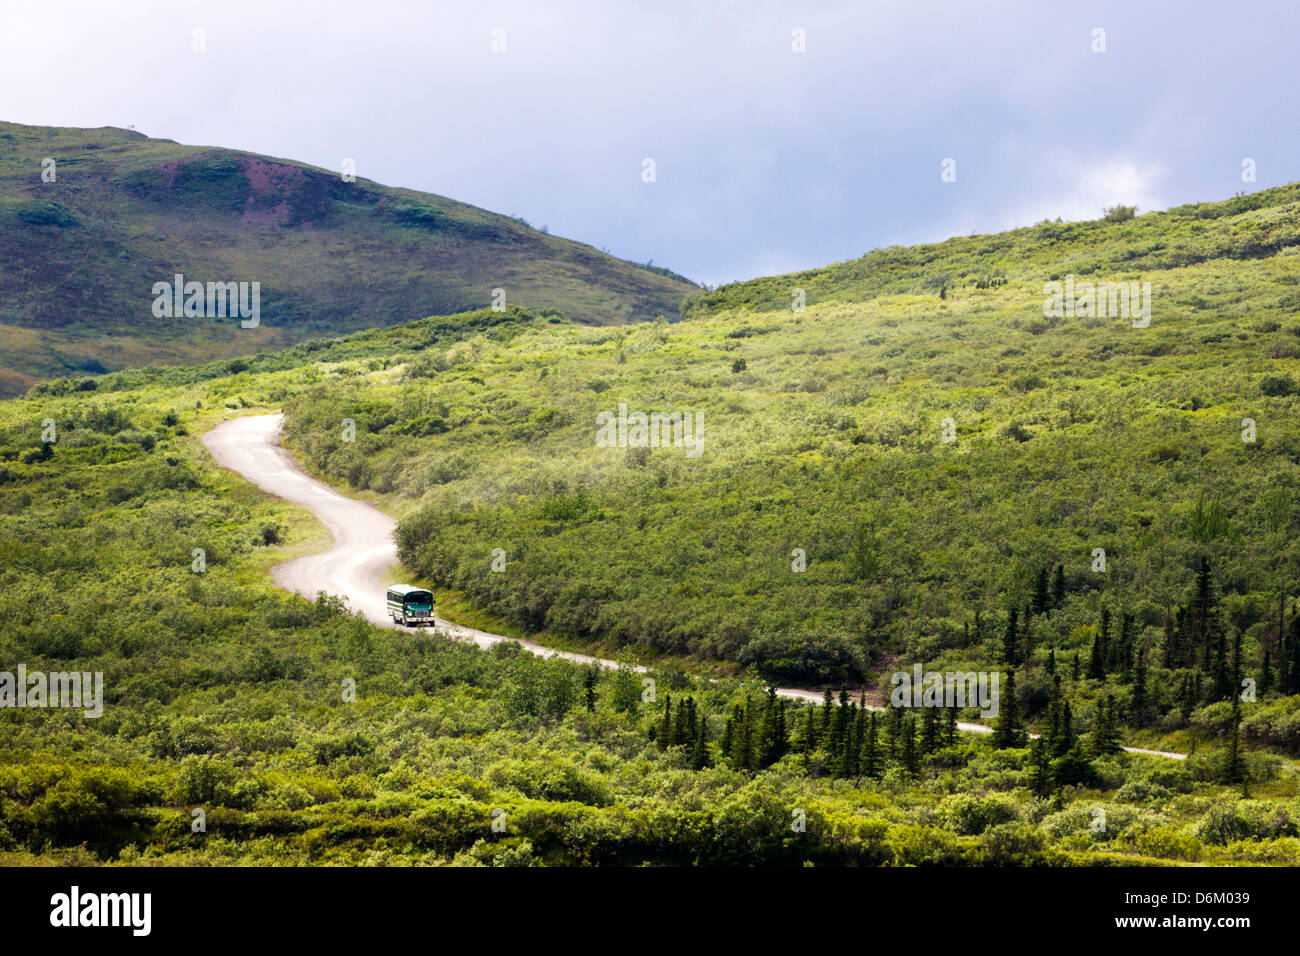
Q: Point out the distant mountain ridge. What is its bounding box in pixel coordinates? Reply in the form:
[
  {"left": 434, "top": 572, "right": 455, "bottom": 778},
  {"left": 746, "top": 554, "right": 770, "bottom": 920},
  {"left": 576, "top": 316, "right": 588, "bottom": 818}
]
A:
[{"left": 0, "top": 121, "right": 698, "bottom": 396}]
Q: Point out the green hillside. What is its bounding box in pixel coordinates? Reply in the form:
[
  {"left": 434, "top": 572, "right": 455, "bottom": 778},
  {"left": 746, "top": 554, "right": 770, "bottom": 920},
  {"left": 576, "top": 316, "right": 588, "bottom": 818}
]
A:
[
  {"left": 0, "top": 121, "right": 698, "bottom": 397},
  {"left": 4, "top": 185, "right": 1300, "bottom": 866},
  {"left": 267, "top": 184, "right": 1300, "bottom": 701}
]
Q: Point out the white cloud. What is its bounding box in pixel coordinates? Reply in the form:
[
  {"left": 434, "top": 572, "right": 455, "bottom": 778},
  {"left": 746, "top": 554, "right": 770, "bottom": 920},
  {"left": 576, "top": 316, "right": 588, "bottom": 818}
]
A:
[{"left": 1010, "top": 156, "right": 1166, "bottom": 227}]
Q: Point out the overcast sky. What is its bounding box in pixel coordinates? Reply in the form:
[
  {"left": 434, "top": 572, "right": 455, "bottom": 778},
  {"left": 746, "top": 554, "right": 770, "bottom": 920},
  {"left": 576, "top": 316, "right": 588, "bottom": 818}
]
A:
[{"left": 2, "top": 0, "right": 1296, "bottom": 286}]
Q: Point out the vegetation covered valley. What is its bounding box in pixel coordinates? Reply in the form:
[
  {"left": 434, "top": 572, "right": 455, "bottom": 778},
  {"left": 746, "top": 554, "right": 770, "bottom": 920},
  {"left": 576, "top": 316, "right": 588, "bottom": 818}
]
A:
[
  {"left": 282, "top": 184, "right": 1300, "bottom": 751},
  {"left": 3, "top": 182, "right": 1300, "bottom": 865}
]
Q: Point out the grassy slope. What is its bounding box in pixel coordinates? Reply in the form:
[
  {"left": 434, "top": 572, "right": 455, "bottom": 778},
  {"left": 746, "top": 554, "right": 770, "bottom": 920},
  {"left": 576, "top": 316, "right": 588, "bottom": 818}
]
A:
[
  {"left": 1, "top": 343, "right": 1298, "bottom": 866},
  {"left": 4, "top": 186, "right": 1300, "bottom": 866},
  {"left": 0, "top": 121, "right": 698, "bottom": 397},
  {"left": 269, "top": 187, "right": 1299, "bottom": 698}
]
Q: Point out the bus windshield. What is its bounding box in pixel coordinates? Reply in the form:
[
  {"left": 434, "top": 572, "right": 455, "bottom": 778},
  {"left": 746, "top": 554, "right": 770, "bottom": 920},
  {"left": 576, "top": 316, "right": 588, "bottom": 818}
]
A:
[{"left": 404, "top": 591, "right": 433, "bottom": 610}]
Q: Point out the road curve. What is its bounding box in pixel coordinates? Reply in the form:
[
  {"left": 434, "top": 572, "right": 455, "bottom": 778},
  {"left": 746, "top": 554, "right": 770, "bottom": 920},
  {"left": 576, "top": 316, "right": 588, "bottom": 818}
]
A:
[
  {"left": 202, "top": 413, "right": 1185, "bottom": 760},
  {"left": 202, "top": 413, "right": 635, "bottom": 669}
]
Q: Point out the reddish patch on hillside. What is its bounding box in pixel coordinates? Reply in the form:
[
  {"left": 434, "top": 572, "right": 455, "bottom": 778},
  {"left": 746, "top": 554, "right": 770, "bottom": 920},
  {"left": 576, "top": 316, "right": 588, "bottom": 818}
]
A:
[
  {"left": 239, "top": 156, "right": 304, "bottom": 194},
  {"left": 238, "top": 157, "right": 306, "bottom": 227},
  {"left": 156, "top": 154, "right": 208, "bottom": 188}
]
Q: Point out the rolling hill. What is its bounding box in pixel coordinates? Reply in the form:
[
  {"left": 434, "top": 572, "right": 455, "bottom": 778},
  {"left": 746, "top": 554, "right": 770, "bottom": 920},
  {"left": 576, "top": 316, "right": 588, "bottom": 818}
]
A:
[
  {"left": 260, "top": 183, "right": 1300, "bottom": 691},
  {"left": 4, "top": 181, "right": 1300, "bottom": 867},
  {"left": 0, "top": 121, "right": 698, "bottom": 397}
]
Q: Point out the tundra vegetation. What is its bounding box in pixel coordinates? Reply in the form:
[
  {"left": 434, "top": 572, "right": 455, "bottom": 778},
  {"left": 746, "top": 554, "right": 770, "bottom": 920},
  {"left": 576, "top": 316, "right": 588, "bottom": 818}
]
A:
[
  {"left": 0, "top": 121, "right": 697, "bottom": 397},
  {"left": 2, "top": 184, "right": 1300, "bottom": 864}
]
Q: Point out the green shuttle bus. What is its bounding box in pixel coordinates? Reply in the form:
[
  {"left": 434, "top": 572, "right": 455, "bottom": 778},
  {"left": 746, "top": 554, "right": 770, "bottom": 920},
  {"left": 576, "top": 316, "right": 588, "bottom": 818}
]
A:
[{"left": 386, "top": 584, "right": 435, "bottom": 627}]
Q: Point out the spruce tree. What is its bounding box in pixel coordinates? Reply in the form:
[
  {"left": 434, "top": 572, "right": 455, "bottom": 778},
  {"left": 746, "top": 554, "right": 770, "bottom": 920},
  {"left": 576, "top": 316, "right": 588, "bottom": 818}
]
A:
[
  {"left": 1022, "top": 604, "right": 1033, "bottom": 668},
  {"left": 1178, "top": 672, "right": 1194, "bottom": 723},
  {"left": 837, "top": 706, "right": 860, "bottom": 777},
  {"left": 1087, "top": 633, "right": 1106, "bottom": 680},
  {"left": 1211, "top": 625, "right": 1231, "bottom": 701},
  {"left": 1278, "top": 600, "right": 1294, "bottom": 694},
  {"left": 1222, "top": 694, "right": 1244, "bottom": 784},
  {"left": 1111, "top": 613, "right": 1133, "bottom": 676},
  {"left": 1170, "top": 608, "right": 1180, "bottom": 671},
  {"left": 776, "top": 700, "right": 788, "bottom": 759},
  {"left": 1089, "top": 607, "right": 1111, "bottom": 680},
  {"left": 656, "top": 696, "right": 673, "bottom": 750},
  {"left": 992, "top": 670, "right": 1024, "bottom": 748},
  {"left": 1287, "top": 610, "right": 1300, "bottom": 695},
  {"left": 901, "top": 714, "right": 919, "bottom": 775},
  {"left": 737, "top": 704, "right": 756, "bottom": 772},
  {"left": 691, "top": 718, "right": 710, "bottom": 770},
  {"left": 862, "top": 711, "right": 880, "bottom": 778},
  {"left": 850, "top": 707, "right": 866, "bottom": 774},
  {"left": 885, "top": 700, "right": 903, "bottom": 758},
  {"left": 583, "top": 666, "right": 598, "bottom": 712},
  {"left": 827, "top": 686, "right": 849, "bottom": 760},
  {"left": 1092, "top": 694, "right": 1121, "bottom": 756},
  {"left": 1033, "top": 567, "right": 1050, "bottom": 617},
  {"left": 921, "top": 705, "right": 939, "bottom": 755},
  {"left": 1051, "top": 563, "right": 1066, "bottom": 608},
  {"left": 1130, "top": 649, "right": 1148, "bottom": 727},
  {"left": 1002, "top": 608, "right": 1020, "bottom": 665},
  {"left": 1050, "top": 701, "right": 1076, "bottom": 757},
  {"left": 1273, "top": 593, "right": 1287, "bottom": 693},
  {"left": 1195, "top": 556, "right": 1212, "bottom": 656},
  {"left": 721, "top": 705, "right": 741, "bottom": 762},
  {"left": 1029, "top": 735, "right": 1052, "bottom": 796},
  {"left": 1046, "top": 676, "right": 1062, "bottom": 740},
  {"left": 1231, "top": 627, "right": 1243, "bottom": 695},
  {"left": 758, "top": 690, "right": 789, "bottom": 769},
  {"left": 758, "top": 688, "right": 780, "bottom": 768},
  {"left": 798, "top": 705, "right": 817, "bottom": 755},
  {"left": 1052, "top": 742, "right": 1098, "bottom": 788},
  {"left": 1177, "top": 605, "right": 1195, "bottom": 669}
]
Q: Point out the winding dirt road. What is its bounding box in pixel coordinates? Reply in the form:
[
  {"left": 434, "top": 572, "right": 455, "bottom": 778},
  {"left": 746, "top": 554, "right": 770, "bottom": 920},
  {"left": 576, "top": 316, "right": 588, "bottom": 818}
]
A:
[
  {"left": 202, "top": 413, "right": 1185, "bottom": 760},
  {"left": 202, "top": 413, "right": 621, "bottom": 667}
]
